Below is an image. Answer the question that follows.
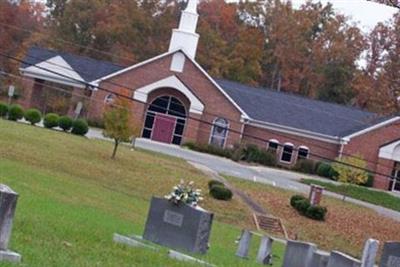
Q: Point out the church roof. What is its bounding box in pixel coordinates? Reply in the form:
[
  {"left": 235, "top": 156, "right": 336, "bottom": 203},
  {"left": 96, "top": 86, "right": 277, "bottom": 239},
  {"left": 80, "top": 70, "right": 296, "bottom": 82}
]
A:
[
  {"left": 216, "top": 79, "right": 393, "bottom": 138},
  {"left": 21, "top": 47, "right": 124, "bottom": 82}
]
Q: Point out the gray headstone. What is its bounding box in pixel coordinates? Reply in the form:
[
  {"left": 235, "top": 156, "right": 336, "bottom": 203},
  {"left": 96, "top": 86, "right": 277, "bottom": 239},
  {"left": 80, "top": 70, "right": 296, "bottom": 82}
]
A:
[
  {"left": 235, "top": 229, "right": 252, "bottom": 258},
  {"left": 143, "top": 197, "right": 213, "bottom": 254},
  {"left": 311, "top": 250, "right": 330, "bottom": 267},
  {"left": 0, "top": 184, "right": 18, "bottom": 251},
  {"left": 361, "top": 239, "right": 379, "bottom": 267},
  {"left": 282, "top": 240, "right": 317, "bottom": 267},
  {"left": 256, "top": 235, "right": 273, "bottom": 265},
  {"left": 380, "top": 242, "right": 400, "bottom": 267},
  {"left": 327, "top": 251, "right": 361, "bottom": 267}
]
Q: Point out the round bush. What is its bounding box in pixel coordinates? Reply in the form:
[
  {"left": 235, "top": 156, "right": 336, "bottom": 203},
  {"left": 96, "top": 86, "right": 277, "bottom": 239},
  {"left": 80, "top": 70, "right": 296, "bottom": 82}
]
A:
[
  {"left": 293, "top": 199, "right": 311, "bottom": 213},
  {"left": 208, "top": 180, "right": 224, "bottom": 190},
  {"left": 305, "top": 205, "right": 327, "bottom": 221},
  {"left": 316, "top": 162, "right": 337, "bottom": 180},
  {"left": 24, "top": 108, "right": 42, "bottom": 125},
  {"left": 290, "top": 195, "right": 307, "bottom": 207},
  {"left": 43, "top": 113, "right": 59, "bottom": 128},
  {"left": 210, "top": 185, "right": 233, "bottom": 201},
  {"left": 0, "top": 102, "right": 8, "bottom": 117},
  {"left": 71, "top": 119, "right": 89, "bottom": 136},
  {"left": 8, "top": 104, "right": 24, "bottom": 121},
  {"left": 58, "top": 116, "right": 73, "bottom": 131}
]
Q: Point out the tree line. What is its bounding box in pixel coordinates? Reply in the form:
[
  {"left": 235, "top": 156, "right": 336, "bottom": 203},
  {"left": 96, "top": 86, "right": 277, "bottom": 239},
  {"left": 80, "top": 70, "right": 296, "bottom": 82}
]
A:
[{"left": 1, "top": 0, "right": 400, "bottom": 114}]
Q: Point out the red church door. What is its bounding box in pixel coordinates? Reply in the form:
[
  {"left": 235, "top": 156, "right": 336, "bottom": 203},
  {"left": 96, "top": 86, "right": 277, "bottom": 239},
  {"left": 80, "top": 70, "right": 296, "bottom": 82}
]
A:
[{"left": 151, "top": 113, "right": 176, "bottom": 144}]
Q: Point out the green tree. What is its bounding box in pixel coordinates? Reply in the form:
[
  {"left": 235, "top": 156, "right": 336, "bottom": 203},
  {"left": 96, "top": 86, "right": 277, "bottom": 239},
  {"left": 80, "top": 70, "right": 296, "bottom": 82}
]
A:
[{"left": 103, "top": 99, "right": 136, "bottom": 159}]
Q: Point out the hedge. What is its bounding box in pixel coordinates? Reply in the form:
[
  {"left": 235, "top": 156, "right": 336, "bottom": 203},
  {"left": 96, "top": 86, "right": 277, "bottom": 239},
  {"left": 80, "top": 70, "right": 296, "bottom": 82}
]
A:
[
  {"left": 208, "top": 180, "right": 224, "bottom": 190},
  {"left": 316, "top": 162, "right": 338, "bottom": 180},
  {"left": 294, "top": 159, "right": 316, "bottom": 174}
]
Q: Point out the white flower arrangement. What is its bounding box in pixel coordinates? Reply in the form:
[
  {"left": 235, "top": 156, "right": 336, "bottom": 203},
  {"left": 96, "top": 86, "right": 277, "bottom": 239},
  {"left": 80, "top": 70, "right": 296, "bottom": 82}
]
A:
[{"left": 165, "top": 180, "right": 203, "bottom": 207}]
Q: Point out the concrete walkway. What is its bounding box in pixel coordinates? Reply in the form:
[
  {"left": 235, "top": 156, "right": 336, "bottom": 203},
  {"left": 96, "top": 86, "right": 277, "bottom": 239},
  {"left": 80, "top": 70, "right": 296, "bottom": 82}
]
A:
[{"left": 86, "top": 128, "right": 400, "bottom": 222}]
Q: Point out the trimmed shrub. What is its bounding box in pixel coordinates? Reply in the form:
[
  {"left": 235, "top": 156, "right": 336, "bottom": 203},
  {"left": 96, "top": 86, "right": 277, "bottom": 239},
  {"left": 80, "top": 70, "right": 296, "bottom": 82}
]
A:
[
  {"left": 0, "top": 102, "right": 8, "bottom": 117},
  {"left": 316, "top": 162, "right": 337, "bottom": 179},
  {"left": 361, "top": 173, "right": 374, "bottom": 188},
  {"left": 243, "top": 144, "right": 277, "bottom": 167},
  {"left": 294, "top": 159, "right": 316, "bottom": 174},
  {"left": 208, "top": 180, "right": 224, "bottom": 190},
  {"left": 7, "top": 104, "right": 24, "bottom": 121},
  {"left": 182, "top": 142, "right": 232, "bottom": 159},
  {"left": 71, "top": 119, "right": 89, "bottom": 136},
  {"left": 58, "top": 116, "right": 73, "bottom": 131},
  {"left": 290, "top": 195, "right": 307, "bottom": 207},
  {"left": 290, "top": 194, "right": 327, "bottom": 221},
  {"left": 305, "top": 205, "right": 327, "bottom": 221},
  {"left": 43, "top": 113, "right": 59, "bottom": 128},
  {"left": 24, "top": 108, "right": 42, "bottom": 125},
  {"left": 210, "top": 185, "right": 233, "bottom": 201}
]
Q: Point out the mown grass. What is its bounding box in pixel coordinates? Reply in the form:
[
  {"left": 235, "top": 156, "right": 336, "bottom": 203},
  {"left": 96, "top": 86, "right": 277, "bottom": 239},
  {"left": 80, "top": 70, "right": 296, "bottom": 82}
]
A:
[
  {"left": 0, "top": 119, "right": 285, "bottom": 267},
  {"left": 301, "top": 178, "right": 400, "bottom": 212}
]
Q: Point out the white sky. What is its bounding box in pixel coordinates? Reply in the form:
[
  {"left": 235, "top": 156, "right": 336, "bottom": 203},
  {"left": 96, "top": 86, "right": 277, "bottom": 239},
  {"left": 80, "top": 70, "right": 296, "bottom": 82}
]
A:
[{"left": 291, "top": 0, "right": 398, "bottom": 31}]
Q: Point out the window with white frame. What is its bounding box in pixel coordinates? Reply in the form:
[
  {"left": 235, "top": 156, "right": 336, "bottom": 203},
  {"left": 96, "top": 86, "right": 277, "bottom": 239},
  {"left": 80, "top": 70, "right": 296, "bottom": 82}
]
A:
[
  {"left": 209, "top": 118, "right": 229, "bottom": 148},
  {"left": 281, "top": 143, "right": 294, "bottom": 163},
  {"left": 104, "top": 93, "right": 116, "bottom": 104},
  {"left": 297, "top": 146, "right": 309, "bottom": 160},
  {"left": 268, "top": 139, "right": 279, "bottom": 152}
]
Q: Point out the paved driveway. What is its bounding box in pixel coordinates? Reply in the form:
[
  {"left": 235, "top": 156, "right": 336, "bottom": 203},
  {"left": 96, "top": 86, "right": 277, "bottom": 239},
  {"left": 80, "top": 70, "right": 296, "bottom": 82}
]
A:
[{"left": 87, "top": 129, "right": 400, "bottom": 221}]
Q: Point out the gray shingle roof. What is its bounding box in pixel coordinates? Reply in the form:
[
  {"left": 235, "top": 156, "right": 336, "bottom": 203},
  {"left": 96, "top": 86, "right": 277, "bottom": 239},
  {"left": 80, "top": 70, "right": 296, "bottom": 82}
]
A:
[
  {"left": 22, "top": 47, "right": 125, "bottom": 82},
  {"left": 216, "top": 79, "right": 392, "bottom": 137}
]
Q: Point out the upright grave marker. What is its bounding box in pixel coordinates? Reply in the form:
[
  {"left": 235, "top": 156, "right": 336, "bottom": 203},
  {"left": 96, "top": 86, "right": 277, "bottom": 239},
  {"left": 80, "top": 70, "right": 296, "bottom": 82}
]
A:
[
  {"left": 282, "top": 240, "right": 317, "bottom": 267},
  {"left": 0, "top": 184, "right": 21, "bottom": 263},
  {"left": 361, "top": 238, "right": 379, "bottom": 267},
  {"left": 236, "top": 229, "right": 252, "bottom": 259},
  {"left": 256, "top": 235, "right": 273, "bottom": 265},
  {"left": 327, "top": 251, "right": 361, "bottom": 267},
  {"left": 380, "top": 242, "right": 400, "bottom": 267},
  {"left": 143, "top": 197, "right": 213, "bottom": 254}
]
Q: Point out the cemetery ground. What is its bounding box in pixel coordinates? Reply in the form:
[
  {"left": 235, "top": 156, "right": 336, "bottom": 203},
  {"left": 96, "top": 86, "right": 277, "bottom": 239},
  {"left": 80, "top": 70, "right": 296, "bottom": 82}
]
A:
[{"left": 0, "top": 119, "right": 399, "bottom": 266}]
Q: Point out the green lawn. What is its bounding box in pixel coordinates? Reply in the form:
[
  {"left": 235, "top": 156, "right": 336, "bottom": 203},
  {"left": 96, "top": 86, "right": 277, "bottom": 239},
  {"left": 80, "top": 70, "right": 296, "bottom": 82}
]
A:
[
  {"left": 301, "top": 178, "right": 400, "bottom": 212},
  {"left": 0, "top": 120, "right": 285, "bottom": 267}
]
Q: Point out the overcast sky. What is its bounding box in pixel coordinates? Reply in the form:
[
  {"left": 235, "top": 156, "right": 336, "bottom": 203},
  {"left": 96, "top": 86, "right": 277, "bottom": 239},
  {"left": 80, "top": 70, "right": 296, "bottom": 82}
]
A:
[{"left": 291, "top": 0, "right": 398, "bottom": 31}]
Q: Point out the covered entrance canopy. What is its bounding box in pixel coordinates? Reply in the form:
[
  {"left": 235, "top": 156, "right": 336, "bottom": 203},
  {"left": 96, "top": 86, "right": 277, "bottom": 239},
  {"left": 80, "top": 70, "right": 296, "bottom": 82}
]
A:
[{"left": 379, "top": 140, "right": 400, "bottom": 192}]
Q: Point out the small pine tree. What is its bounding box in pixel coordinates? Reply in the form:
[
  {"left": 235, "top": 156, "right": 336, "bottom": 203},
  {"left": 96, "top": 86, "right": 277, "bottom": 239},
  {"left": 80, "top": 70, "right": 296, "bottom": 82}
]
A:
[{"left": 103, "top": 99, "right": 136, "bottom": 159}]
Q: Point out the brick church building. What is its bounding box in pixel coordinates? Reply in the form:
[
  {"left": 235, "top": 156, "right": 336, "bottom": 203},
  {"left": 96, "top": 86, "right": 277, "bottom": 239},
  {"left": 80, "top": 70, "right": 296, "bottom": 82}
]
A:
[{"left": 18, "top": 0, "right": 400, "bottom": 192}]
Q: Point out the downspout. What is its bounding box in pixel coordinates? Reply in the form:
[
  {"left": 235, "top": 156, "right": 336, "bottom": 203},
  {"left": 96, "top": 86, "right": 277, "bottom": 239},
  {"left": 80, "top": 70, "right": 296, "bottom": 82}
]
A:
[{"left": 338, "top": 137, "right": 350, "bottom": 159}]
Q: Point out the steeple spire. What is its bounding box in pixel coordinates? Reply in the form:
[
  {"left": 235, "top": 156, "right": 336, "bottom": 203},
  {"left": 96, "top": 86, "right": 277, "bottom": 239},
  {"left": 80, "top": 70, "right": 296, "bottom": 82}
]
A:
[{"left": 168, "top": 0, "right": 200, "bottom": 59}]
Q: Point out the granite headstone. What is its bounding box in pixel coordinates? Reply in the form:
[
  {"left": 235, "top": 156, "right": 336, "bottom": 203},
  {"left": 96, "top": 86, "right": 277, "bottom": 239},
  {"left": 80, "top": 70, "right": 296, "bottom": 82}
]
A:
[
  {"left": 256, "top": 235, "right": 274, "bottom": 265},
  {"left": 311, "top": 250, "right": 330, "bottom": 267},
  {"left": 0, "top": 184, "right": 18, "bottom": 251},
  {"left": 282, "top": 240, "right": 317, "bottom": 267},
  {"left": 327, "top": 251, "right": 361, "bottom": 267},
  {"left": 236, "top": 229, "right": 253, "bottom": 259},
  {"left": 380, "top": 242, "right": 400, "bottom": 267},
  {"left": 143, "top": 197, "right": 213, "bottom": 254},
  {"left": 361, "top": 238, "right": 379, "bottom": 267}
]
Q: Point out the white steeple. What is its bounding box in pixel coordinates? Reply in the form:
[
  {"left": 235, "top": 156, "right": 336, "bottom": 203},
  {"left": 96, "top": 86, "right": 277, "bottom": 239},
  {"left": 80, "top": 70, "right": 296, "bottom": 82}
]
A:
[{"left": 168, "top": 0, "right": 200, "bottom": 59}]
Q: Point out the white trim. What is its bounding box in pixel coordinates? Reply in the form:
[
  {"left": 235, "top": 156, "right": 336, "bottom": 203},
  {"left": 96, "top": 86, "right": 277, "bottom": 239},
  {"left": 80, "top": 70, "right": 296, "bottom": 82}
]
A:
[
  {"left": 90, "top": 49, "right": 249, "bottom": 119},
  {"left": 20, "top": 56, "right": 85, "bottom": 88},
  {"left": 280, "top": 143, "right": 294, "bottom": 164},
  {"left": 247, "top": 119, "right": 342, "bottom": 144},
  {"left": 267, "top": 139, "right": 279, "bottom": 150},
  {"left": 344, "top": 117, "right": 400, "bottom": 140},
  {"left": 208, "top": 117, "right": 229, "bottom": 148},
  {"left": 297, "top": 146, "right": 310, "bottom": 159},
  {"left": 90, "top": 50, "right": 178, "bottom": 85},
  {"left": 132, "top": 75, "right": 204, "bottom": 115},
  {"left": 184, "top": 54, "right": 250, "bottom": 120},
  {"left": 379, "top": 140, "right": 400, "bottom": 161}
]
